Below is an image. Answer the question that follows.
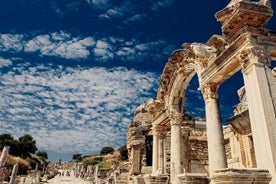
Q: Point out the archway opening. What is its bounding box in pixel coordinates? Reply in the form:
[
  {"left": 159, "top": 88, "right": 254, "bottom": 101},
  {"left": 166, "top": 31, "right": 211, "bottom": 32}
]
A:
[
  {"left": 183, "top": 71, "right": 245, "bottom": 125},
  {"left": 218, "top": 71, "right": 244, "bottom": 125},
  {"left": 184, "top": 75, "right": 205, "bottom": 118}
]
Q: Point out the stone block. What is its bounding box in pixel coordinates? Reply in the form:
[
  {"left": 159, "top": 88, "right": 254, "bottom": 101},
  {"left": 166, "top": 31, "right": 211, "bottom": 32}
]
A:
[
  {"left": 211, "top": 168, "right": 272, "bottom": 184},
  {"left": 144, "top": 174, "right": 169, "bottom": 184},
  {"left": 178, "top": 173, "right": 209, "bottom": 184}
]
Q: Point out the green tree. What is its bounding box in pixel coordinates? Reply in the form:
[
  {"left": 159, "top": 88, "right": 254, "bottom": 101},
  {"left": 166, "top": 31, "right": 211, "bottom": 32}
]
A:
[
  {"left": 119, "top": 144, "right": 128, "bottom": 160},
  {"left": 83, "top": 157, "right": 104, "bottom": 168},
  {"left": 0, "top": 134, "right": 20, "bottom": 156},
  {"left": 36, "top": 151, "right": 48, "bottom": 161},
  {"left": 100, "top": 146, "right": 114, "bottom": 155},
  {"left": 18, "top": 134, "right": 37, "bottom": 158},
  {"left": 72, "top": 153, "right": 82, "bottom": 162}
]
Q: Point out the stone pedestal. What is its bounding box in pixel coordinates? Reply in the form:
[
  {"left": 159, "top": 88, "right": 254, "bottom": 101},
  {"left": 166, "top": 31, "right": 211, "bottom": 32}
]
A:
[
  {"left": 211, "top": 168, "right": 272, "bottom": 184},
  {"left": 133, "top": 175, "right": 146, "bottom": 184},
  {"left": 178, "top": 173, "right": 209, "bottom": 184},
  {"left": 144, "top": 174, "right": 169, "bottom": 184}
]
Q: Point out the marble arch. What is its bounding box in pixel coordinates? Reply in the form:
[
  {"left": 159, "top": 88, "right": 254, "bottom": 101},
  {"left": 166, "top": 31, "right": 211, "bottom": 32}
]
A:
[{"left": 127, "top": 0, "right": 276, "bottom": 184}]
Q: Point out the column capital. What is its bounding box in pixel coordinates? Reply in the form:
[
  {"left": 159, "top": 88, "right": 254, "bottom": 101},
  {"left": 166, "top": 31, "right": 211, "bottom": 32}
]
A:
[
  {"left": 239, "top": 45, "right": 270, "bottom": 73},
  {"left": 201, "top": 83, "right": 219, "bottom": 100},
  {"left": 169, "top": 111, "right": 183, "bottom": 126},
  {"left": 153, "top": 125, "right": 167, "bottom": 138}
]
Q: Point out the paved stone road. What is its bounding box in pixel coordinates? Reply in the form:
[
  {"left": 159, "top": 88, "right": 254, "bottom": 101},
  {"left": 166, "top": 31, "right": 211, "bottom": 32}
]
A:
[{"left": 48, "top": 175, "right": 92, "bottom": 184}]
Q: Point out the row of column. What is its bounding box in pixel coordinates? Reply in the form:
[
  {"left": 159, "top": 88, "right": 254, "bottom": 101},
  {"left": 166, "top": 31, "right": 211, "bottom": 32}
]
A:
[
  {"left": 152, "top": 125, "right": 167, "bottom": 175},
  {"left": 151, "top": 87, "right": 228, "bottom": 183},
  {"left": 152, "top": 45, "right": 276, "bottom": 183},
  {"left": 152, "top": 113, "right": 184, "bottom": 184},
  {"left": 201, "top": 45, "right": 276, "bottom": 183}
]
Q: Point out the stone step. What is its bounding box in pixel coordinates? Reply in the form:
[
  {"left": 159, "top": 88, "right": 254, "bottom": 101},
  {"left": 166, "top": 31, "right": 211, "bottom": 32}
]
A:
[{"left": 116, "top": 172, "right": 129, "bottom": 184}]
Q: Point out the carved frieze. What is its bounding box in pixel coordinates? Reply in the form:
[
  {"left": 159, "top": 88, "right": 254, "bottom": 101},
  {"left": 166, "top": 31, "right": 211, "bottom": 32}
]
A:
[{"left": 216, "top": 0, "right": 273, "bottom": 39}]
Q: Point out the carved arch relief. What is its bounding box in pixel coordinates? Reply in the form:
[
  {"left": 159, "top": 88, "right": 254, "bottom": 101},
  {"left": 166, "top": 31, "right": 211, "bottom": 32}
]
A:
[{"left": 142, "top": 43, "right": 218, "bottom": 117}]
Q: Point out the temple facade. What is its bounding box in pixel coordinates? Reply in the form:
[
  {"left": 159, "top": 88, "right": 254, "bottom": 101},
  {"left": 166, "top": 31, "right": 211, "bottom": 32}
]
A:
[{"left": 126, "top": 0, "right": 276, "bottom": 183}]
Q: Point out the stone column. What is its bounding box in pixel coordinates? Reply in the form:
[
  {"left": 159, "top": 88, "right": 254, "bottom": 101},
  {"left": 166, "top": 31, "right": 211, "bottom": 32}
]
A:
[
  {"left": 170, "top": 112, "right": 183, "bottom": 184},
  {"left": 131, "top": 143, "right": 141, "bottom": 175},
  {"left": 9, "top": 164, "right": 19, "bottom": 184},
  {"left": 152, "top": 125, "right": 167, "bottom": 174},
  {"left": 0, "top": 146, "right": 10, "bottom": 167},
  {"left": 152, "top": 126, "right": 159, "bottom": 174},
  {"left": 241, "top": 45, "right": 276, "bottom": 183},
  {"left": 158, "top": 132, "right": 166, "bottom": 174},
  {"left": 202, "top": 83, "right": 227, "bottom": 176}
]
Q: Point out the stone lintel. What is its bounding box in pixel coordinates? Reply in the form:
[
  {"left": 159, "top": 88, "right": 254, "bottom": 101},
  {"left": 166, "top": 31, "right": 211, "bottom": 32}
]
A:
[
  {"left": 199, "top": 33, "right": 250, "bottom": 87},
  {"left": 178, "top": 173, "right": 209, "bottom": 184},
  {"left": 152, "top": 112, "right": 170, "bottom": 127},
  {"left": 143, "top": 174, "right": 169, "bottom": 184},
  {"left": 211, "top": 168, "right": 272, "bottom": 184}
]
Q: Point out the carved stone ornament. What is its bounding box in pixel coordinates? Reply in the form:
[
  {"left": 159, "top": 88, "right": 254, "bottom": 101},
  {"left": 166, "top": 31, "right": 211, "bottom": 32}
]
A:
[
  {"left": 239, "top": 45, "right": 269, "bottom": 71},
  {"left": 169, "top": 111, "right": 183, "bottom": 126},
  {"left": 182, "top": 43, "right": 217, "bottom": 71},
  {"left": 227, "top": 0, "right": 271, "bottom": 8},
  {"left": 260, "top": 0, "right": 271, "bottom": 7},
  {"left": 201, "top": 83, "right": 219, "bottom": 100}
]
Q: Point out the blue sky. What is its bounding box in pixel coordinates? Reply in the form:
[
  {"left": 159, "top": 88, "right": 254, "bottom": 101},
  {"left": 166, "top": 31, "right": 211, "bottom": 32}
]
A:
[{"left": 0, "top": 0, "right": 275, "bottom": 161}]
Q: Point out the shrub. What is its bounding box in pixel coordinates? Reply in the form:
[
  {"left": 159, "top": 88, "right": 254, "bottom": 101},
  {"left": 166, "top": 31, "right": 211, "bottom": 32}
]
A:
[
  {"left": 100, "top": 146, "right": 114, "bottom": 155},
  {"left": 119, "top": 144, "right": 128, "bottom": 160}
]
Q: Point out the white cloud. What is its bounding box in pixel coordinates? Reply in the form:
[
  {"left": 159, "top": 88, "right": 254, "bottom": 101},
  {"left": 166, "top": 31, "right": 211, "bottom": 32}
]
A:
[
  {"left": 24, "top": 32, "right": 95, "bottom": 59},
  {"left": 0, "top": 57, "right": 13, "bottom": 68},
  {"left": 151, "top": 0, "right": 173, "bottom": 11},
  {"left": 0, "top": 63, "right": 159, "bottom": 156},
  {"left": 99, "top": 7, "right": 123, "bottom": 19},
  {"left": 93, "top": 40, "right": 114, "bottom": 60},
  {"left": 124, "top": 14, "right": 146, "bottom": 24},
  {"left": 86, "top": 0, "right": 111, "bottom": 9},
  {"left": 0, "top": 34, "right": 24, "bottom": 52},
  {"left": 25, "top": 35, "right": 52, "bottom": 52},
  {"left": 0, "top": 32, "right": 175, "bottom": 62}
]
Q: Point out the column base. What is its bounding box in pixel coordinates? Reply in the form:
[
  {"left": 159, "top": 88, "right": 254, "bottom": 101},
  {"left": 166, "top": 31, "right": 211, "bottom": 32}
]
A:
[
  {"left": 211, "top": 168, "right": 272, "bottom": 184},
  {"left": 178, "top": 173, "right": 209, "bottom": 184},
  {"left": 132, "top": 175, "right": 145, "bottom": 184},
  {"left": 144, "top": 174, "right": 169, "bottom": 184}
]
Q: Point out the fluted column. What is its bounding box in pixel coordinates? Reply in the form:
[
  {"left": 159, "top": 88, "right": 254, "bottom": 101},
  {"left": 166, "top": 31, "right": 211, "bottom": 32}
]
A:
[
  {"left": 202, "top": 83, "right": 227, "bottom": 176},
  {"left": 170, "top": 112, "right": 183, "bottom": 184},
  {"left": 240, "top": 45, "right": 276, "bottom": 183},
  {"left": 152, "top": 125, "right": 167, "bottom": 174},
  {"left": 152, "top": 126, "right": 159, "bottom": 174}
]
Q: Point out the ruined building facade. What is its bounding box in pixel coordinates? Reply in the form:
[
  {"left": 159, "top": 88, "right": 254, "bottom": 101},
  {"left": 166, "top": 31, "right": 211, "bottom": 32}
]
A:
[{"left": 126, "top": 0, "right": 276, "bottom": 183}]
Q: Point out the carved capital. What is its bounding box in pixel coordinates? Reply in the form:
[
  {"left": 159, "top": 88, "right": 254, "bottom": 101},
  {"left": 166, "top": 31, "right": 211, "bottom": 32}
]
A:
[
  {"left": 239, "top": 46, "right": 270, "bottom": 72},
  {"left": 169, "top": 111, "right": 183, "bottom": 126},
  {"left": 201, "top": 83, "right": 219, "bottom": 100},
  {"left": 153, "top": 125, "right": 167, "bottom": 138}
]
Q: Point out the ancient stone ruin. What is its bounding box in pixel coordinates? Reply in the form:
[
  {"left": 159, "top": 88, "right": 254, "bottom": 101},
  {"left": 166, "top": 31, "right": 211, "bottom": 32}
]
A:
[{"left": 126, "top": 0, "right": 276, "bottom": 183}]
